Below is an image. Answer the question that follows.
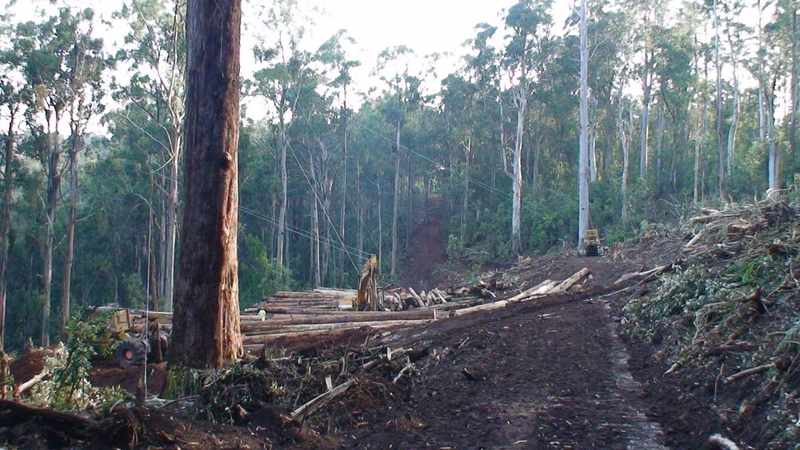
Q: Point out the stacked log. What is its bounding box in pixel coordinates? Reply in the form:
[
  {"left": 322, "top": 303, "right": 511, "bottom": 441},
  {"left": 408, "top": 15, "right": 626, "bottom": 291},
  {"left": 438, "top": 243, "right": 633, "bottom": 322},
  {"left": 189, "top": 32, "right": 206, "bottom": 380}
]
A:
[{"left": 97, "top": 269, "right": 598, "bottom": 355}]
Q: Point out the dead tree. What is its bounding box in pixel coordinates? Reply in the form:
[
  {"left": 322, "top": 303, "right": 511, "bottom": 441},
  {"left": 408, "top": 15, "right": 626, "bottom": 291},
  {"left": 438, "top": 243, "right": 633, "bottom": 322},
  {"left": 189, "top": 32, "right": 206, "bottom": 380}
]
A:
[{"left": 170, "top": 0, "right": 242, "bottom": 368}]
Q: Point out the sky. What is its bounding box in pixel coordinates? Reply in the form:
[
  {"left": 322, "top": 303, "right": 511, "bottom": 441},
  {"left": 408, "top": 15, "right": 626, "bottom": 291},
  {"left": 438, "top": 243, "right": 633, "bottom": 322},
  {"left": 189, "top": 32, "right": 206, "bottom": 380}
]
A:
[
  {"left": 1, "top": 0, "right": 573, "bottom": 101},
  {"left": 2, "top": 0, "right": 780, "bottom": 127}
]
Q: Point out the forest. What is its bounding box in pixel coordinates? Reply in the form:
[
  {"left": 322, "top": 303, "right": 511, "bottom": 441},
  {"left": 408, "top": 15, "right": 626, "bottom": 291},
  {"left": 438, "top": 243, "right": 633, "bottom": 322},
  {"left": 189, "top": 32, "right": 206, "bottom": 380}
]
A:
[
  {"left": 0, "top": 0, "right": 794, "bottom": 352},
  {"left": 0, "top": 0, "right": 799, "bottom": 448}
]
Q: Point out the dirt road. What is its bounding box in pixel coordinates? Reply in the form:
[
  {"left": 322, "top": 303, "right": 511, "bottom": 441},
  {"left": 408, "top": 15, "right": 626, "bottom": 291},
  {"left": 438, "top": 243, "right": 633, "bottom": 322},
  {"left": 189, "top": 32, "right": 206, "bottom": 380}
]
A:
[{"left": 338, "top": 256, "right": 718, "bottom": 449}]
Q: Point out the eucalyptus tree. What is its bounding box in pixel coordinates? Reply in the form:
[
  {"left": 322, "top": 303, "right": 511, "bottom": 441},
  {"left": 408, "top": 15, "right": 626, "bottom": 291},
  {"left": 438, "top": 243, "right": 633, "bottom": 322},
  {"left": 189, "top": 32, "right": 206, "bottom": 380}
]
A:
[
  {"left": 623, "top": 0, "right": 667, "bottom": 181},
  {"left": 251, "top": 0, "right": 313, "bottom": 271},
  {"left": 752, "top": 0, "right": 783, "bottom": 192},
  {"left": 441, "top": 73, "right": 479, "bottom": 242},
  {"left": 375, "top": 45, "right": 421, "bottom": 277},
  {"left": 720, "top": 2, "right": 747, "bottom": 177},
  {"left": 578, "top": 0, "right": 590, "bottom": 249},
  {"left": 502, "top": 0, "right": 552, "bottom": 255},
  {"left": 171, "top": 0, "right": 242, "bottom": 369},
  {"left": 60, "top": 14, "right": 109, "bottom": 336},
  {"left": 0, "top": 51, "right": 26, "bottom": 352},
  {"left": 316, "top": 31, "right": 359, "bottom": 285},
  {"left": 14, "top": 8, "right": 95, "bottom": 345},
  {"left": 711, "top": 0, "right": 727, "bottom": 200},
  {"left": 114, "top": 0, "right": 186, "bottom": 311}
]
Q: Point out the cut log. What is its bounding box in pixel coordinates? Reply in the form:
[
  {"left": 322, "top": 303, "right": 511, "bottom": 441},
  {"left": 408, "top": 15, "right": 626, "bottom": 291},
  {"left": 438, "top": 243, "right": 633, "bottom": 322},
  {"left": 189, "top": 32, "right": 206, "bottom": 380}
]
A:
[
  {"left": 242, "top": 322, "right": 428, "bottom": 345},
  {"left": 430, "top": 297, "right": 484, "bottom": 311},
  {"left": 685, "top": 230, "right": 705, "bottom": 248},
  {"left": 507, "top": 279, "right": 557, "bottom": 303},
  {"left": 408, "top": 288, "right": 424, "bottom": 307},
  {"left": 241, "top": 310, "right": 435, "bottom": 331},
  {"left": 452, "top": 301, "right": 508, "bottom": 317},
  {"left": 613, "top": 265, "right": 669, "bottom": 286},
  {"left": 243, "top": 319, "right": 433, "bottom": 338},
  {"left": 550, "top": 268, "right": 591, "bottom": 293}
]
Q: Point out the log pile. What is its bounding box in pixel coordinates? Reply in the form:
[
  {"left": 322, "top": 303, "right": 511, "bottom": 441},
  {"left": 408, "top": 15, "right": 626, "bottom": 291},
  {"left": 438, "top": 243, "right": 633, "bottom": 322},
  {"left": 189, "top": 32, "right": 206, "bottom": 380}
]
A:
[{"left": 99, "top": 267, "right": 596, "bottom": 357}]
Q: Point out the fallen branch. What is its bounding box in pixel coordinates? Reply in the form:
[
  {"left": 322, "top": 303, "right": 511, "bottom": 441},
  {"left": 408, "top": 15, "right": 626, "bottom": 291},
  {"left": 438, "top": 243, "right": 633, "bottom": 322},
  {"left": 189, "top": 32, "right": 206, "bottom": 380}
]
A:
[
  {"left": 13, "top": 369, "right": 48, "bottom": 398},
  {"left": 707, "top": 433, "right": 741, "bottom": 450},
  {"left": 550, "top": 268, "right": 591, "bottom": 293},
  {"left": 290, "top": 379, "right": 355, "bottom": 422},
  {"left": 452, "top": 301, "right": 508, "bottom": 317},
  {"left": 613, "top": 265, "right": 669, "bottom": 286},
  {"left": 506, "top": 280, "right": 557, "bottom": 303},
  {"left": 724, "top": 363, "right": 775, "bottom": 384}
]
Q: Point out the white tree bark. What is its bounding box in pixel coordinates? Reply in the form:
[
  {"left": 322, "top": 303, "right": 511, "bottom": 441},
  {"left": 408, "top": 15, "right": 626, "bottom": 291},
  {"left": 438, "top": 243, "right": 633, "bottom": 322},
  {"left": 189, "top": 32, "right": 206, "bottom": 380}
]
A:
[
  {"left": 618, "top": 90, "right": 630, "bottom": 222},
  {"left": 512, "top": 88, "right": 526, "bottom": 255},
  {"left": 713, "top": 0, "right": 726, "bottom": 201},
  {"left": 578, "top": 0, "right": 590, "bottom": 249},
  {"left": 391, "top": 120, "right": 401, "bottom": 277},
  {"left": 277, "top": 126, "right": 288, "bottom": 268},
  {"left": 726, "top": 36, "right": 739, "bottom": 177}
]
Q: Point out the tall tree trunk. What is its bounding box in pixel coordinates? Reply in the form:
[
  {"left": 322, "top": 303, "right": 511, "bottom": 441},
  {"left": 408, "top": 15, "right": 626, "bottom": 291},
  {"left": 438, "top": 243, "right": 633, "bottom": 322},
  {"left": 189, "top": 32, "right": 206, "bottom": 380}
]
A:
[
  {"left": 618, "top": 92, "right": 630, "bottom": 223},
  {"left": 589, "top": 127, "right": 598, "bottom": 183},
  {"left": 338, "top": 92, "right": 348, "bottom": 286},
  {"left": 312, "top": 192, "right": 321, "bottom": 287},
  {"left": 357, "top": 159, "right": 364, "bottom": 260},
  {"left": 578, "top": 0, "right": 590, "bottom": 249},
  {"left": 277, "top": 126, "right": 288, "bottom": 268},
  {"left": 41, "top": 109, "right": 63, "bottom": 347},
  {"left": 159, "top": 181, "right": 167, "bottom": 302},
  {"left": 171, "top": 0, "right": 242, "bottom": 368},
  {"left": 713, "top": 0, "right": 725, "bottom": 201},
  {"left": 461, "top": 137, "right": 471, "bottom": 243},
  {"left": 640, "top": 56, "right": 652, "bottom": 179},
  {"left": 655, "top": 101, "right": 665, "bottom": 193},
  {"left": 512, "top": 88, "right": 526, "bottom": 255},
  {"left": 766, "top": 78, "right": 780, "bottom": 191},
  {"left": 693, "top": 120, "right": 702, "bottom": 204},
  {"left": 60, "top": 130, "right": 81, "bottom": 335},
  {"left": 309, "top": 153, "right": 321, "bottom": 287},
  {"left": 0, "top": 107, "right": 17, "bottom": 352},
  {"left": 391, "top": 120, "right": 401, "bottom": 277},
  {"left": 791, "top": 7, "right": 798, "bottom": 157},
  {"left": 377, "top": 169, "right": 383, "bottom": 274},
  {"left": 726, "top": 38, "right": 740, "bottom": 178},
  {"left": 164, "top": 133, "right": 180, "bottom": 311}
]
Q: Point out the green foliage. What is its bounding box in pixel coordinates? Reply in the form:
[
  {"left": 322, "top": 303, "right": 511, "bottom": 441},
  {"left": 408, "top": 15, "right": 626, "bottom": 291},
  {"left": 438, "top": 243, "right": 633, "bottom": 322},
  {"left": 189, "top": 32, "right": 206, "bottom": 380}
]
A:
[
  {"left": 239, "top": 231, "right": 294, "bottom": 308},
  {"left": 623, "top": 265, "right": 731, "bottom": 342},
  {"left": 31, "top": 314, "right": 129, "bottom": 412},
  {"left": 162, "top": 366, "right": 204, "bottom": 400}
]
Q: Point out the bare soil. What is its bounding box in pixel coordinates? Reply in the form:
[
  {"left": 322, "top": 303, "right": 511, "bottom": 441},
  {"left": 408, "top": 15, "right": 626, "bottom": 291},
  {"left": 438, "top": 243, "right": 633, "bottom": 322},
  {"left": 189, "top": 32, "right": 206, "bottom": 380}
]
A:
[
  {"left": 399, "top": 197, "right": 448, "bottom": 290},
  {"left": 332, "top": 253, "right": 724, "bottom": 449}
]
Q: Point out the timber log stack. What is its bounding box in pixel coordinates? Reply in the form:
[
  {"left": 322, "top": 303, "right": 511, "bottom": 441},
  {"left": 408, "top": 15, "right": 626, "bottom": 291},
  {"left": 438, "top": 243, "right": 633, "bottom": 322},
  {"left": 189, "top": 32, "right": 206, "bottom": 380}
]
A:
[{"left": 104, "top": 268, "right": 596, "bottom": 355}]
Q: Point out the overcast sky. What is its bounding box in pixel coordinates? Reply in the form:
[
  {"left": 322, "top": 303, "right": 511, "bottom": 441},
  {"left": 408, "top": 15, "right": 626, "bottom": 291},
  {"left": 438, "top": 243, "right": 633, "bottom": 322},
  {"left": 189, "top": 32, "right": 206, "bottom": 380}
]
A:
[
  {"left": 4, "top": 0, "right": 572, "bottom": 88},
  {"left": 4, "top": 1, "right": 778, "bottom": 127}
]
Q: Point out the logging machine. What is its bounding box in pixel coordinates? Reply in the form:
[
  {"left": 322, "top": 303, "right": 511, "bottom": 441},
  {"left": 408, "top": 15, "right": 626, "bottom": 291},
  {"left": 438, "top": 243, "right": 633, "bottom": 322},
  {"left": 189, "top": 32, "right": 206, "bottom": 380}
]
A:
[
  {"left": 104, "top": 309, "right": 169, "bottom": 369},
  {"left": 584, "top": 229, "right": 600, "bottom": 257}
]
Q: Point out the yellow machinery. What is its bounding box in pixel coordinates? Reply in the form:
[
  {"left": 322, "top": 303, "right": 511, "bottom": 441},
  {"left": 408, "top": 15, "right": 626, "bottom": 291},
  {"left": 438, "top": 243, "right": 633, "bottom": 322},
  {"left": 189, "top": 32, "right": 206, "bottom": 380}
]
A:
[{"left": 584, "top": 229, "right": 600, "bottom": 257}]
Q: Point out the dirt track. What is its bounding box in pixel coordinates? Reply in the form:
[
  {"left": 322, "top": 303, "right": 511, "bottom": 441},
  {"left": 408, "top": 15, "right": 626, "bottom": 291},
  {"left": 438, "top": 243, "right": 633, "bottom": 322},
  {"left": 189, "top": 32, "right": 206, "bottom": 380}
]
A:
[
  {"left": 334, "top": 248, "right": 722, "bottom": 449},
  {"left": 343, "top": 266, "right": 688, "bottom": 449}
]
